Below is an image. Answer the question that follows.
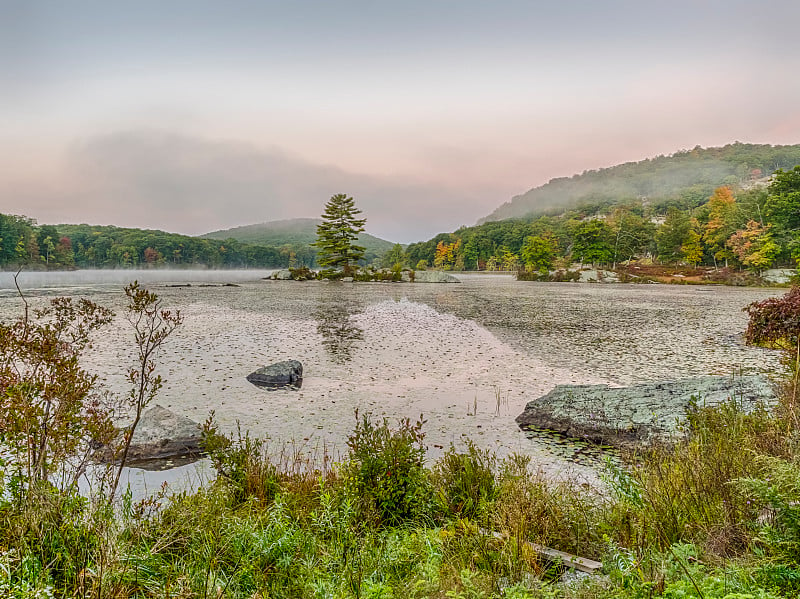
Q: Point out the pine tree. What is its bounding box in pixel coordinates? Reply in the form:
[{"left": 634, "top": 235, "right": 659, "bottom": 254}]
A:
[{"left": 312, "top": 194, "right": 367, "bottom": 273}]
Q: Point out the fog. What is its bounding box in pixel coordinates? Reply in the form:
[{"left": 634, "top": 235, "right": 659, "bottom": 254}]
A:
[{"left": 0, "top": 269, "right": 274, "bottom": 293}]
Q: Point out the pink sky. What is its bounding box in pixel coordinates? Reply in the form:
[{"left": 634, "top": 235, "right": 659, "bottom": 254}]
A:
[{"left": 2, "top": 1, "right": 799, "bottom": 242}]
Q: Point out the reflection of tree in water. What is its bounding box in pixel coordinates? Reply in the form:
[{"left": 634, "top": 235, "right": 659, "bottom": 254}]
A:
[{"left": 314, "top": 303, "right": 364, "bottom": 364}]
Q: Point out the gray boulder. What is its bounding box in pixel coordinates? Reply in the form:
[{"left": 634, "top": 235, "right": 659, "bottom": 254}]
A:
[
  {"left": 98, "top": 405, "right": 202, "bottom": 464},
  {"left": 247, "top": 359, "right": 303, "bottom": 389},
  {"left": 578, "top": 269, "right": 619, "bottom": 283},
  {"left": 413, "top": 270, "right": 461, "bottom": 283},
  {"left": 516, "top": 375, "right": 775, "bottom": 448},
  {"left": 762, "top": 269, "right": 797, "bottom": 284},
  {"left": 273, "top": 269, "right": 293, "bottom": 280}
]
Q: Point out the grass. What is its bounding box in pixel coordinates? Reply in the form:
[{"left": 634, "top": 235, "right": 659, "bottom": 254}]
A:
[{"left": 4, "top": 376, "right": 800, "bottom": 597}]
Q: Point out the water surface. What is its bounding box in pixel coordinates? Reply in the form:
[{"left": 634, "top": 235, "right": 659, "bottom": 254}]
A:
[{"left": 0, "top": 270, "right": 783, "bottom": 489}]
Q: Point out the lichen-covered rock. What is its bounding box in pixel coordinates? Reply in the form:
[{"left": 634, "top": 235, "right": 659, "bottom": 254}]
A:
[
  {"left": 413, "top": 270, "right": 460, "bottom": 283},
  {"left": 578, "top": 269, "right": 619, "bottom": 283},
  {"left": 762, "top": 269, "right": 797, "bottom": 284},
  {"left": 247, "top": 360, "right": 303, "bottom": 389},
  {"left": 273, "top": 269, "right": 293, "bottom": 280},
  {"left": 97, "top": 405, "right": 203, "bottom": 464},
  {"left": 516, "top": 375, "right": 776, "bottom": 448}
]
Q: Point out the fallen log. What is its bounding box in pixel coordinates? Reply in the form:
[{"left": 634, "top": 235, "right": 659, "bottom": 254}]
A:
[{"left": 483, "top": 529, "right": 602, "bottom": 574}]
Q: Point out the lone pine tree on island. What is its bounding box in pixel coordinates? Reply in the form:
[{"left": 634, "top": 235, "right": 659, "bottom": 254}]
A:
[{"left": 312, "top": 193, "right": 367, "bottom": 274}]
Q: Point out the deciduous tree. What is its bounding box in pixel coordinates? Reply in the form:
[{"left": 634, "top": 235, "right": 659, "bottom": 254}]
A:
[
  {"left": 703, "top": 186, "right": 740, "bottom": 268},
  {"left": 727, "top": 220, "right": 780, "bottom": 273},
  {"left": 520, "top": 235, "right": 557, "bottom": 272},
  {"left": 572, "top": 219, "right": 613, "bottom": 266}
]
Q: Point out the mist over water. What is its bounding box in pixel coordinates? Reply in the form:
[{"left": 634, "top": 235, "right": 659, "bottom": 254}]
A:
[{"left": 0, "top": 269, "right": 276, "bottom": 294}]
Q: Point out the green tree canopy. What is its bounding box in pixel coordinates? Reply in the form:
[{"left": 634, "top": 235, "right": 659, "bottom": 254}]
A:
[
  {"left": 572, "top": 220, "right": 614, "bottom": 266},
  {"left": 520, "top": 235, "right": 557, "bottom": 272},
  {"left": 311, "top": 194, "right": 367, "bottom": 272},
  {"left": 765, "top": 166, "right": 800, "bottom": 264},
  {"left": 656, "top": 207, "right": 694, "bottom": 263}
]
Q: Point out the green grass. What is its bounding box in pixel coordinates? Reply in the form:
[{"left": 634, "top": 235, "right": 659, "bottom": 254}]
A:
[{"left": 3, "top": 398, "right": 800, "bottom": 598}]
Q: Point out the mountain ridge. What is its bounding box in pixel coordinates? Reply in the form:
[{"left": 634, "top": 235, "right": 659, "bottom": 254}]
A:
[
  {"left": 201, "top": 217, "right": 398, "bottom": 259},
  {"left": 480, "top": 142, "right": 800, "bottom": 224}
]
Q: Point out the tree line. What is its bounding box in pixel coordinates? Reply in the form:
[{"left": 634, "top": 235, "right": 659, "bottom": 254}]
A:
[
  {"left": 0, "top": 219, "right": 307, "bottom": 270},
  {"left": 402, "top": 166, "right": 800, "bottom": 274}
]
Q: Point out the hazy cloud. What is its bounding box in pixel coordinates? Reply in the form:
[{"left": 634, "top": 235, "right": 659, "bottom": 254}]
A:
[{"left": 6, "top": 130, "right": 494, "bottom": 243}]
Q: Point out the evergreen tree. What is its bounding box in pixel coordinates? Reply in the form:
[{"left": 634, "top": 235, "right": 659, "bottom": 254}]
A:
[{"left": 312, "top": 194, "right": 367, "bottom": 273}]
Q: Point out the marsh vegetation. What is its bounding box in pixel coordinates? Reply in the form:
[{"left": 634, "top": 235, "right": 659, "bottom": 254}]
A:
[{"left": 0, "top": 273, "right": 797, "bottom": 597}]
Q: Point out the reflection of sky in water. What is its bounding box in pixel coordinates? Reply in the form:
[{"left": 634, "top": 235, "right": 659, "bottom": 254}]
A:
[
  {"left": 0, "top": 272, "right": 785, "bottom": 495},
  {"left": 79, "top": 459, "right": 215, "bottom": 503}
]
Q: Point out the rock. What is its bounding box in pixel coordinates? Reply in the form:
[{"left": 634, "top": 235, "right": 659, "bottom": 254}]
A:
[
  {"left": 273, "top": 269, "right": 293, "bottom": 280},
  {"left": 247, "top": 359, "right": 303, "bottom": 389},
  {"left": 342, "top": 277, "right": 354, "bottom": 282},
  {"left": 98, "top": 405, "right": 203, "bottom": 464},
  {"left": 413, "top": 270, "right": 461, "bottom": 283},
  {"left": 762, "top": 269, "right": 797, "bottom": 284},
  {"left": 516, "top": 375, "right": 776, "bottom": 448},
  {"left": 578, "top": 269, "right": 619, "bottom": 283}
]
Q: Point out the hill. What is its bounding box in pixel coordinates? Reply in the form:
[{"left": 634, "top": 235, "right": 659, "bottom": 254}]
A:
[
  {"left": 202, "top": 218, "right": 397, "bottom": 260},
  {"left": 0, "top": 217, "right": 292, "bottom": 269},
  {"left": 481, "top": 142, "right": 800, "bottom": 223}
]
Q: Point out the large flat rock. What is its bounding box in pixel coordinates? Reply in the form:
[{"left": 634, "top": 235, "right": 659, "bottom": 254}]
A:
[
  {"left": 413, "top": 270, "right": 461, "bottom": 283},
  {"left": 516, "top": 375, "right": 776, "bottom": 448}
]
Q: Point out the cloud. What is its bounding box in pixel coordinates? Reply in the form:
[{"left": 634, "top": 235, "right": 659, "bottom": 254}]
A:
[{"left": 7, "top": 130, "right": 497, "bottom": 243}]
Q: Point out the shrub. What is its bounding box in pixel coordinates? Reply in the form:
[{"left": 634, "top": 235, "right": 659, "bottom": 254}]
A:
[
  {"left": 609, "top": 400, "right": 787, "bottom": 557},
  {"left": 745, "top": 286, "right": 800, "bottom": 426},
  {"left": 288, "top": 266, "right": 316, "bottom": 280},
  {"left": 0, "top": 291, "right": 114, "bottom": 489},
  {"left": 342, "top": 412, "right": 432, "bottom": 527},
  {"left": 737, "top": 455, "right": 800, "bottom": 568},
  {"left": 202, "top": 420, "right": 283, "bottom": 506}
]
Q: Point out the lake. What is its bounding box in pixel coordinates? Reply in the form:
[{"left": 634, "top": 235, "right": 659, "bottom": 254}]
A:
[{"left": 0, "top": 270, "right": 783, "bottom": 492}]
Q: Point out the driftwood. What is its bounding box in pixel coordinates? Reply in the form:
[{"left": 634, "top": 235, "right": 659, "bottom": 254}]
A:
[{"left": 482, "top": 529, "right": 602, "bottom": 574}]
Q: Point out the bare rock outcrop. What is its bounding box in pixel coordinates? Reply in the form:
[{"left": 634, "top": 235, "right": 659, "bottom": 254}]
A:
[{"left": 516, "top": 375, "right": 776, "bottom": 448}]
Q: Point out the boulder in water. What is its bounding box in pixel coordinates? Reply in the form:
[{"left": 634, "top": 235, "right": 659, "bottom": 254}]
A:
[
  {"left": 247, "top": 360, "right": 303, "bottom": 389},
  {"left": 413, "top": 270, "right": 460, "bottom": 283},
  {"left": 516, "top": 375, "right": 775, "bottom": 448},
  {"left": 97, "top": 405, "right": 203, "bottom": 465}
]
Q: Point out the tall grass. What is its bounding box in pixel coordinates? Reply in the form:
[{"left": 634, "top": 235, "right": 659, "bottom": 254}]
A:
[{"left": 4, "top": 394, "right": 800, "bottom": 598}]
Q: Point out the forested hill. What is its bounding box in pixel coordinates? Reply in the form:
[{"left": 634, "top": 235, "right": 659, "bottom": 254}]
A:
[
  {"left": 481, "top": 143, "right": 800, "bottom": 223},
  {"left": 0, "top": 219, "right": 295, "bottom": 269},
  {"left": 202, "top": 218, "right": 397, "bottom": 263}
]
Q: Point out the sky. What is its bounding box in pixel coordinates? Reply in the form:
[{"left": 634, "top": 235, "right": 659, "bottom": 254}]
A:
[{"left": 2, "top": 1, "right": 800, "bottom": 243}]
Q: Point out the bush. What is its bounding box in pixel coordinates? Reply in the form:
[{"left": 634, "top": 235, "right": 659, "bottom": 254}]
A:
[
  {"left": 745, "top": 286, "right": 800, "bottom": 427},
  {"left": 288, "top": 266, "right": 316, "bottom": 280},
  {"left": 342, "top": 413, "right": 432, "bottom": 527},
  {"left": 516, "top": 269, "right": 580, "bottom": 282},
  {"left": 202, "top": 420, "right": 282, "bottom": 506}
]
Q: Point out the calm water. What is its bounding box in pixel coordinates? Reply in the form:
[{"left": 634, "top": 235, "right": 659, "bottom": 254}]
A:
[{"left": 0, "top": 270, "right": 783, "bottom": 492}]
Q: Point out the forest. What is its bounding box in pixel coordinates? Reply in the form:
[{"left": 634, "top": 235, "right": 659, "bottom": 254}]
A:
[
  {"left": 0, "top": 220, "right": 312, "bottom": 270},
  {"left": 405, "top": 166, "right": 800, "bottom": 275},
  {"left": 482, "top": 142, "right": 800, "bottom": 222}
]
